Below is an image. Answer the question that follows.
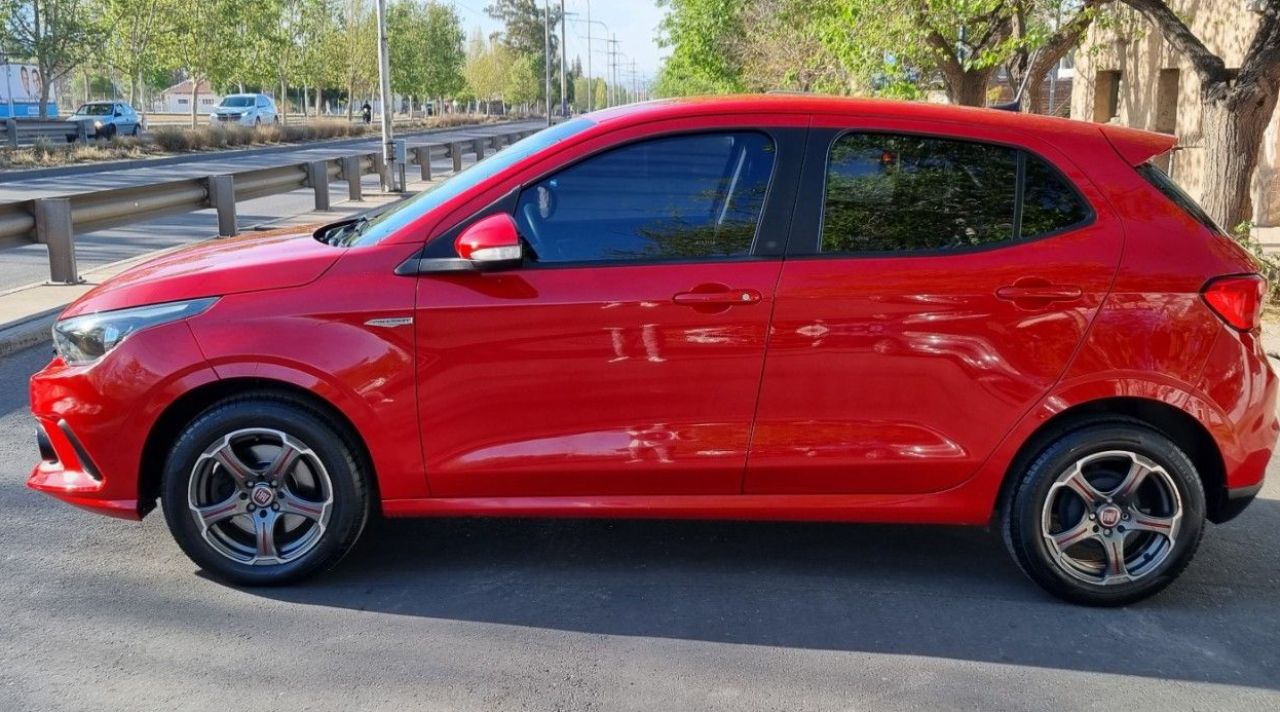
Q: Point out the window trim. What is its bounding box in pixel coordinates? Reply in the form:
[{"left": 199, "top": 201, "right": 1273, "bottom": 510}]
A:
[
  {"left": 803, "top": 128, "right": 1096, "bottom": 260},
  {"left": 508, "top": 127, "right": 787, "bottom": 270}
]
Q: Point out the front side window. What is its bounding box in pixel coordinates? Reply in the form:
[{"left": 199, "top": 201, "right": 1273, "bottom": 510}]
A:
[
  {"left": 822, "top": 134, "right": 1017, "bottom": 253},
  {"left": 515, "top": 132, "right": 776, "bottom": 264}
]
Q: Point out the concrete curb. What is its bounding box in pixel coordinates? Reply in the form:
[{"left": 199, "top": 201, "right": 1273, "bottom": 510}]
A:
[
  {"left": 0, "top": 308, "right": 56, "bottom": 358},
  {"left": 0, "top": 119, "right": 525, "bottom": 184}
]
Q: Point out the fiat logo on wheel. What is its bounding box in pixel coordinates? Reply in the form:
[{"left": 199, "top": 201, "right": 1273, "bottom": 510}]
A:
[{"left": 251, "top": 486, "right": 275, "bottom": 507}]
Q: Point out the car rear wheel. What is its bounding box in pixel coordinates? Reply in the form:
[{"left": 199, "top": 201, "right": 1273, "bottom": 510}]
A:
[
  {"left": 161, "top": 394, "right": 370, "bottom": 585},
  {"left": 1002, "top": 420, "right": 1205, "bottom": 606}
]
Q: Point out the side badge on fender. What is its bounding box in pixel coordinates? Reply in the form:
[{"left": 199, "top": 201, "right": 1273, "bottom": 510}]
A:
[{"left": 364, "top": 316, "right": 414, "bottom": 328}]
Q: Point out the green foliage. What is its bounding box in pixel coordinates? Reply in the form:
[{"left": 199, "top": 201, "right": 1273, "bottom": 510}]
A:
[
  {"left": 1230, "top": 221, "right": 1280, "bottom": 303},
  {"left": 486, "top": 0, "right": 558, "bottom": 103},
  {"left": 505, "top": 53, "right": 540, "bottom": 107},
  {"left": 1, "top": 0, "right": 104, "bottom": 113},
  {"left": 654, "top": 0, "right": 746, "bottom": 97}
]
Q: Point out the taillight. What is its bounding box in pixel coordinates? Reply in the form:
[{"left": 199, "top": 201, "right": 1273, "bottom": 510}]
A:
[{"left": 1202, "top": 274, "right": 1266, "bottom": 331}]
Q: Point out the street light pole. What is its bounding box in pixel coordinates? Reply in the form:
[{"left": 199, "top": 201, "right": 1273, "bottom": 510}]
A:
[
  {"left": 559, "top": 0, "right": 568, "bottom": 117},
  {"left": 586, "top": 0, "right": 592, "bottom": 111},
  {"left": 373, "top": 0, "right": 397, "bottom": 191},
  {"left": 543, "top": 0, "right": 552, "bottom": 126}
]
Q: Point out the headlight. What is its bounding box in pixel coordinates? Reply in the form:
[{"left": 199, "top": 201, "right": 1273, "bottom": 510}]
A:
[
  {"left": 93, "top": 120, "right": 102, "bottom": 128},
  {"left": 52, "top": 298, "right": 218, "bottom": 365}
]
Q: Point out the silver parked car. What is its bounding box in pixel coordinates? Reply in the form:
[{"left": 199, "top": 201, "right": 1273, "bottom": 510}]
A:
[
  {"left": 65, "top": 101, "right": 142, "bottom": 140},
  {"left": 209, "top": 94, "right": 279, "bottom": 126}
]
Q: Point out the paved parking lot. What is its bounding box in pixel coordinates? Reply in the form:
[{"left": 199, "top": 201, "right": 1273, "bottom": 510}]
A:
[{"left": 1, "top": 342, "right": 1277, "bottom": 711}]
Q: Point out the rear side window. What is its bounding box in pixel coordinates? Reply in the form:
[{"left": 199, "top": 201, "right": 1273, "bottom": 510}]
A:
[
  {"left": 822, "top": 134, "right": 1016, "bottom": 253},
  {"left": 516, "top": 132, "right": 776, "bottom": 263},
  {"left": 1021, "top": 155, "right": 1091, "bottom": 237},
  {"left": 821, "top": 133, "right": 1091, "bottom": 254},
  {"left": 1137, "top": 163, "right": 1224, "bottom": 234}
]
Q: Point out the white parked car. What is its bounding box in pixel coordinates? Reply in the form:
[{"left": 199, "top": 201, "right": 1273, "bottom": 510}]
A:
[{"left": 208, "top": 94, "right": 278, "bottom": 126}]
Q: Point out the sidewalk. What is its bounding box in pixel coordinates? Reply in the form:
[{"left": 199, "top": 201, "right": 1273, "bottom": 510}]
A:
[{"left": 0, "top": 176, "right": 435, "bottom": 358}]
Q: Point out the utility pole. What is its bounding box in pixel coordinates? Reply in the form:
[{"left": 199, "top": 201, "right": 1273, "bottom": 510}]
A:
[
  {"left": 559, "top": 0, "right": 568, "bottom": 117},
  {"left": 373, "top": 0, "right": 397, "bottom": 191},
  {"left": 585, "top": 0, "right": 592, "bottom": 112},
  {"left": 608, "top": 34, "right": 618, "bottom": 107},
  {"left": 543, "top": 0, "right": 552, "bottom": 126}
]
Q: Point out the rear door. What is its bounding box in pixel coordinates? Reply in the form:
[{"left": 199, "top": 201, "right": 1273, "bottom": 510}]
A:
[
  {"left": 745, "top": 118, "right": 1122, "bottom": 495},
  {"left": 416, "top": 119, "right": 807, "bottom": 498}
]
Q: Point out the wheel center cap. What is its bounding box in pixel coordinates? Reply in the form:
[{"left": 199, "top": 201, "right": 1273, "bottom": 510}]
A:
[
  {"left": 1098, "top": 504, "right": 1122, "bottom": 528},
  {"left": 250, "top": 485, "right": 275, "bottom": 508}
]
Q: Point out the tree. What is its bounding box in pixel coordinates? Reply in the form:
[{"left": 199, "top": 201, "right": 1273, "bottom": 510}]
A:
[
  {"left": 486, "top": 0, "right": 559, "bottom": 106},
  {"left": 505, "top": 52, "right": 540, "bottom": 110},
  {"left": 163, "top": 0, "right": 252, "bottom": 126},
  {"left": 420, "top": 1, "right": 466, "bottom": 110},
  {"left": 1118, "top": 0, "right": 1280, "bottom": 231},
  {"left": 464, "top": 30, "right": 511, "bottom": 112},
  {"left": 388, "top": 0, "right": 428, "bottom": 107},
  {"left": 1003, "top": 1, "right": 1106, "bottom": 113},
  {"left": 1, "top": 0, "right": 102, "bottom": 116},
  {"left": 98, "top": 0, "right": 171, "bottom": 111},
  {"left": 655, "top": 0, "right": 746, "bottom": 96}
]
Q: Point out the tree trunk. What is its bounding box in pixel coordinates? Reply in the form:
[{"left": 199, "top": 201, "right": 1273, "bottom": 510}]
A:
[
  {"left": 946, "top": 70, "right": 992, "bottom": 107},
  {"left": 280, "top": 77, "right": 288, "bottom": 126},
  {"left": 190, "top": 79, "right": 199, "bottom": 129},
  {"left": 1199, "top": 84, "right": 1278, "bottom": 232}
]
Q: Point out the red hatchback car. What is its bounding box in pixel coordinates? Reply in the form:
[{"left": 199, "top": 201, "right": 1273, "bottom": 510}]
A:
[{"left": 29, "top": 96, "right": 1277, "bottom": 605}]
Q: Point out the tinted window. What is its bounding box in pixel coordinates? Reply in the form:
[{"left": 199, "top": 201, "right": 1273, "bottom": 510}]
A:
[
  {"left": 335, "top": 118, "right": 595, "bottom": 247},
  {"left": 516, "top": 132, "right": 775, "bottom": 263},
  {"left": 1021, "top": 155, "right": 1090, "bottom": 237},
  {"left": 822, "top": 134, "right": 1016, "bottom": 253},
  {"left": 1137, "top": 163, "right": 1223, "bottom": 234}
]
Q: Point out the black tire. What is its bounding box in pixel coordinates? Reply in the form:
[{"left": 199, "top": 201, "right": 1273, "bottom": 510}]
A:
[
  {"left": 1002, "top": 419, "right": 1205, "bottom": 606},
  {"left": 161, "top": 393, "right": 370, "bottom": 585},
  {"left": 98, "top": 124, "right": 116, "bottom": 140}
]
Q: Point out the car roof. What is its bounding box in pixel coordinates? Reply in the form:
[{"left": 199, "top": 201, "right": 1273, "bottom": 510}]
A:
[{"left": 585, "top": 95, "right": 1176, "bottom": 162}]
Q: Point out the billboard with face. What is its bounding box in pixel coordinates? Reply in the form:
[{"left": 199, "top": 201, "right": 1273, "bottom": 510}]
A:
[{"left": 1, "top": 63, "right": 57, "bottom": 117}]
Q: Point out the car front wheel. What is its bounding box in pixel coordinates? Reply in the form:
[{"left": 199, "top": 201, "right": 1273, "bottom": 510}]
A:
[
  {"left": 161, "top": 394, "right": 370, "bottom": 585},
  {"left": 1002, "top": 420, "right": 1205, "bottom": 606}
]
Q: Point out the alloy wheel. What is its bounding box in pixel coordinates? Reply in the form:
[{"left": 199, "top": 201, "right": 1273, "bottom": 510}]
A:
[
  {"left": 1040, "top": 450, "right": 1183, "bottom": 586},
  {"left": 187, "top": 428, "right": 333, "bottom": 566}
]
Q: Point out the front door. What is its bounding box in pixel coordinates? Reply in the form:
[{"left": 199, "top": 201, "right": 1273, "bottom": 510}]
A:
[
  {"left": 746, "top": 121, "right": 1123, "bottom": 495},
  {"left": 417, "top": 127, "right": 803, "bottom": 498}
]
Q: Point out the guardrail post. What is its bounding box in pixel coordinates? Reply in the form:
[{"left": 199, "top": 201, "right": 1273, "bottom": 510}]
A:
[
  {"left": 207, "top": 175, "right": 238, "bottom": 237},
  {"left": 35, "top": 198, "right": 79, "bottom": 284},
  {"left": 415, "top": 146, "right": 432, "bottom": 182},
  {"left": 4, "top": 119, "right": 16, "bottom": 148},
  {"left": 341, "top": 156, "right": 362, "bottom": 201},
  {"left": 472, "top": 138, "right": 485, "bottom": 162},
  {"left": 76, "top": 122, "right": 88, "bottom": 143},
  {"left": 372, "top": 152, "right": 388, "bottom": 192},
  {"left": 306, "top": 161, "right": 330, "bottom": 212},
  {"left": 449, "top": 142, "right": 463, "bottom": 173}
]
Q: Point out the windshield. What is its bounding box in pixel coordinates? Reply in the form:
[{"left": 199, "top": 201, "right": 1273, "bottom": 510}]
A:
[
  {"left": 327, "top": 118, "right": 594, "bottom": 247},
  {"left": 75, "top": 104, "right": 112, "bottom": 116},
  {"left": 220, "top": 96, "right": 255, "bottom": 108}
]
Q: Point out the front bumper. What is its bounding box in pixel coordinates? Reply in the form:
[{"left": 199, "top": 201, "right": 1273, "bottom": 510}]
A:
[{"left": 26, "top": 321, "right": 217, "bottom": 519}]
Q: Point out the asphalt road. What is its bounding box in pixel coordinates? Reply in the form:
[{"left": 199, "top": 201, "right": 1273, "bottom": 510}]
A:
[{"left": 1, "top": 342, "right": 1277, "bottom": 711}]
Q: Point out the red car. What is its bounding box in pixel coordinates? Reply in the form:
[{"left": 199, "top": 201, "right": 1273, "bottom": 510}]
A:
[{"left": 29, "top": 96, "right": 1276, "bottom": 605}]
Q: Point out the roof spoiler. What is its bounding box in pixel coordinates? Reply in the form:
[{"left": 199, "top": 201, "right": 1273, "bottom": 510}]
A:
[{"left": 1099, "top": 124, "right": 1178, "bottom": 166}]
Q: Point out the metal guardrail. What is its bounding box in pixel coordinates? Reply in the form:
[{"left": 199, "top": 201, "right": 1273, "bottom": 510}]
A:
[
  {"left": 0, "top": 127, "right": 538, "bottom": 283},
  {"left": 4, "top": 119, "right": 88, "bottom": 147}
]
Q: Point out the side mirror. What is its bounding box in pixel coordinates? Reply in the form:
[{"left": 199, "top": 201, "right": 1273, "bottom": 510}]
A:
[{"left": 455, "top": 214, "right": 523, "bottom": 270}]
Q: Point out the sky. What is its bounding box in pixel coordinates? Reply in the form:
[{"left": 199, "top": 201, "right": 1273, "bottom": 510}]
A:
[{"left": 449, "top": 0, "right": 667, "bottom": 88}]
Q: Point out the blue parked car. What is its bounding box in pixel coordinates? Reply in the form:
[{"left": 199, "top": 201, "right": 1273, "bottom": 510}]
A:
[{"left": 65, "top": 101, "right": 142, "bottom": 140}]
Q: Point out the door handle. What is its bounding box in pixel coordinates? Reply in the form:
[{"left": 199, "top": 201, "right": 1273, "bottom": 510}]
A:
[
  {"left": 996, "top": 285, "right": 1083, "bottom": 302},
  {"left": 673, "top": 289, "right": 762, "bottom": 306}
]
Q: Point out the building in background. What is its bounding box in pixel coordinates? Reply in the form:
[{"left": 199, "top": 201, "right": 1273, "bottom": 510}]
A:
[
  {"left": 158, "top": 79, "right": 221, "bottom": 115},
  {"left": 1071, "top": 0, "right": 1279, "bottom": 226}
]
